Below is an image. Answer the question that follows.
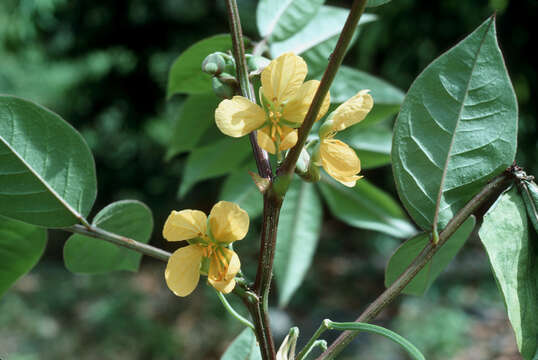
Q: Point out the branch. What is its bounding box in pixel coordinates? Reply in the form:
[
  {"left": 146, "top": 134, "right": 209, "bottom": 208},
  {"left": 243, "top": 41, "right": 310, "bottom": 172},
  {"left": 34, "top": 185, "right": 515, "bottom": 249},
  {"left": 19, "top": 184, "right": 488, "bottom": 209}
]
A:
[
  {"left": 316, "top": 172, "right": 514, "bottom": 359},
  {"left": 67, "top": 224, "right": 171, "bottom": 262},
  {"left": 225, "top": 0, "right": 272, "bottom": 180},
  {"left": 277, "top": 0, "right": 368, "bottom": 177}
]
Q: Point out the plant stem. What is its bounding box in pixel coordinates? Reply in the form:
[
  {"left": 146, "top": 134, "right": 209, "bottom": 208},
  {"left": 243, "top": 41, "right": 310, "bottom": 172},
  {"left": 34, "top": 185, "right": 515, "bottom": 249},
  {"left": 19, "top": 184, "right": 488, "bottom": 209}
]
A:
[
  {"left": 316, "top": 172, "right": 514, "bottom": 360},
  {"left": 216, "top": 291, "right": 255, "bottom": 330},
  {"left": 225, "top": 1, "right": 280, "bottom": 359},
  {"left": 277, "top": 0, "right": 368, "bottom": 178},
  {"left": 67, "top": 224, "right": 171, "bottom": 262},
  {"left": 224, "top": 0, "right": 272, "bottom": 180},
  {"left": 296, "top": 320, "right": 330, "bottom": 360}
]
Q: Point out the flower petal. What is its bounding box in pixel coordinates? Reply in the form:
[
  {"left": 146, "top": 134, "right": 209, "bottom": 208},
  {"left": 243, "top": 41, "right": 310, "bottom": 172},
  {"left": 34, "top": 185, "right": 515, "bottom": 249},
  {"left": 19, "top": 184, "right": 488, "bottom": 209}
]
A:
[
  {"left": 279, "top": 127, "right": 298, "bottom": 151},
  {"left": 163, "top": 210, "right": 207, "bottom": 242},
  {"left": 215, "top": 96, "right": 266, "bottom": 137},
  {"left": 261, "top": 53, "right": 307, "bottom": 105},
  {"left": 282, "top": 80, "right": 330, "bottom": 124},
  {"left": 257, "top": 128, "right": 276, "bottom": 154},
  {"left": 165, "top": 245, "right": 203, "bottom": 297},
  {"left": 320, "top": 139, "right": 362, "bottom": 187},
  {"left": 209, "top": 201, "right": 249, "bottom": 243},
  {"left": 256, "top": 127, "right": 298, "bottom": 154},
  {"left": 208, "top": 248, "right": 241, "bottom": 294},
  {"left": 331, "top": 90, "right": 373, "bottom": 132}
]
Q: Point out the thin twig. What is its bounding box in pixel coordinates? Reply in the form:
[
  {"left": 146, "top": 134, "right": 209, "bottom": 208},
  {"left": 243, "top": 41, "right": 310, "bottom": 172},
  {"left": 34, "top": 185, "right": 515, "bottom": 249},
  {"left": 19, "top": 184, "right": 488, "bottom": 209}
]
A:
[
  {"left": 67, "top": 224, "right": 171, "bottom": 262},
  {"left": 316, "top": 172, "right": 514, "bottom": 359}
]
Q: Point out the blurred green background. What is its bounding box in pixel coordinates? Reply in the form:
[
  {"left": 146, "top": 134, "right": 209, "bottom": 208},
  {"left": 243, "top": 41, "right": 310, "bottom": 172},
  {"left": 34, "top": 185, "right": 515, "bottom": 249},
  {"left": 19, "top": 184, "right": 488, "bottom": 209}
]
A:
[{"left": 1, "top": 0, "right": 535, "bottom": 359}]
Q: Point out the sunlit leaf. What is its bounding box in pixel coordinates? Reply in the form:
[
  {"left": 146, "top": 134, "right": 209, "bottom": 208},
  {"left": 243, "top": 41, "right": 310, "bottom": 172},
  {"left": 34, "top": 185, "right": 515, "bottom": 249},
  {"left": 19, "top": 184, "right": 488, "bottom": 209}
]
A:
[
  {"left": 274, "top": 180, "right": 322, "bottom": 307},
  {"left": 0, "top": 96, "right": 97, "bottom": 227},
  {"left": 520, "top": 180, "right": 538, "bottom": 234},
  {"left": 167, "top": 35, "right": 232, "bottom": 97},
  {"left": 0, "top": 216, "right": 47, "bottom": 297},
  {"left": 221, "top": 328, "right": 262, "bottom": 360},
  {"left": 392, "top": 17, "right": 517, "bottom": 231},
  {"left": 64, "top": 200, "right": 153, "bottom": 274},
  {"left": 318, "top": 175, "right": 416, "bottom": 238},
  {"left": 269, "top": 6, "right": 376, "bottom": 74},
  {"left": 479, "top": 188, "right": 538, "bottom": 360},
  {"left": 385, "top": 216, "right": 475, "bottom": 296},
  {"left": 257, "top": 0, "right": 325, "bottom": 42}
]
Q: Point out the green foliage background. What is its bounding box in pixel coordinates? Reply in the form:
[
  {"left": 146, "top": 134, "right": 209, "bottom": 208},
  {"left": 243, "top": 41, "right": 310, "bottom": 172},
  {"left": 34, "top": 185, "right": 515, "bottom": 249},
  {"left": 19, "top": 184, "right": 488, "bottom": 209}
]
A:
[{"left": 1, "top": 0, "right": 536, "bottom": 359}]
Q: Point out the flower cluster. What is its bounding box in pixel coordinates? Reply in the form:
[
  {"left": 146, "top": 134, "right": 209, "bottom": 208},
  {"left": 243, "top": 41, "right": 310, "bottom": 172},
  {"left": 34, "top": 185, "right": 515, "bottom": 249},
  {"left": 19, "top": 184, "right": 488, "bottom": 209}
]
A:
[
  {"left": 163, "top": 201, "right": 249, "bottom": 296},
  {"left": 215, "top": 52, "right": 330, "bottom": 154},
  {"left": 214, "top": 52, "right": 373, "bottom": 187}
]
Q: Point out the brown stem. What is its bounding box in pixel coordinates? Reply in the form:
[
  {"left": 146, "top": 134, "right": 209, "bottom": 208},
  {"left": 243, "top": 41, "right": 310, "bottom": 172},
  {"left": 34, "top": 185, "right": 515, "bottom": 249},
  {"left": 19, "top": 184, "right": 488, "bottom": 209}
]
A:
[
  {"left": 225, "top": 0, "right": 272, "bottom": 179},
  {"left": 277, "top": 0, "right": 368, "bottom": 178},
  {"left": 316, "top": 172, "right": 514, "bottom": 360}
]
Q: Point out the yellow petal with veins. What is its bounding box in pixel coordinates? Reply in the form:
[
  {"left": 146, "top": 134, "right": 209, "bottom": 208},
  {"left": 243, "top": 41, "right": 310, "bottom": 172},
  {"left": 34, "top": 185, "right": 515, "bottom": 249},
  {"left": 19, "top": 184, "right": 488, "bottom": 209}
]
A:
[
  {"left": 282, "top": 80, "right": 330, "bottom": 124},
  {"left": 165, "top": 244, "right": 204, "bottom": 297},
  {"left": 331, "top": 90, "right": 373, "bottom": 132},
  {"left": 163, "top": 210, "right": 207, "bottom": 242},
  {"left": 261, "top": 53, "right": 307, "bottom": 105},
  {"left": 256, "top": 126, "right": 298, "bottom": 154},
  {"left": 215, "top": 96, "right": 266, "bottom": 137},
  {"left": 208, "top": 248, "right": 241, "bottom": 293},
  {"left": 257, "top": 128, "right": 276, "bottom": 154},
  {"left": 320, "top": 139, "right": 362, "bottom": 187},
  {"left": 280, "top": 127, "right": 298, "bottom": 151},
  {"left": 209, "top": 201, "right": 249, "bottom": 243}
]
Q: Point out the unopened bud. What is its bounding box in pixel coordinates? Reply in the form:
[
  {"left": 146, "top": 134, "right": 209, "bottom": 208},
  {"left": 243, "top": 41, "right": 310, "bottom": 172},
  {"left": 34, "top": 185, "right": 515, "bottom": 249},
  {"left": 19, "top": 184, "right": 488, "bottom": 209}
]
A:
[
  {"left": 212, "top": 77, "right": 235, "bottom": 99},
  {"left": 202, "top": 53, "right": 227, "bottom": 76},
  {"left": 246, "top": 54, "right": 270, "bottom": 76}
]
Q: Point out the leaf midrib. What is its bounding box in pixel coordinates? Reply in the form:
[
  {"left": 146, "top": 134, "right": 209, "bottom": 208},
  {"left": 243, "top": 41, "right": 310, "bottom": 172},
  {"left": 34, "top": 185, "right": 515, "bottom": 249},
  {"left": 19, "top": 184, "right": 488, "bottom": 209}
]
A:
[
  {"left": 432, "top": 19, "right": 494, "bottom": 232},
  {"left": 0, "top": 103, "right": 82, "bottom": 223}
]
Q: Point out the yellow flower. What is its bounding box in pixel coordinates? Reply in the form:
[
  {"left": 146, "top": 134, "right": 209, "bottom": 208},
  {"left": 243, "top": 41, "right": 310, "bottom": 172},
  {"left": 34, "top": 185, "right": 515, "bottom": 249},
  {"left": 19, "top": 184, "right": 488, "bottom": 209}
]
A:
[
  {"left": 162, "top": 201, "right": 249, "bottom": 296},
  {"left": 316, "top": 90, "right": 373, "bottom": 187},
  {"left": 215, "top": 53, "right": 330, "bottom": 154}
]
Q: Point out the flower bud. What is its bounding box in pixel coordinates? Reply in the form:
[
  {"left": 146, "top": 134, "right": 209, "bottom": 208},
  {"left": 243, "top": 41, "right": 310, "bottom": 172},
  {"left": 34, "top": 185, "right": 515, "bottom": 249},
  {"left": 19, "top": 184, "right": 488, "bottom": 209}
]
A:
[
  {"left": 212, "top": 77, "right": 235, "bottom": 99},
  {"left": 202, "top": 53, "right": 227, "bottom": 76},
  {"left": 246, "top": 54, "right": 270, "bottom": 75}
]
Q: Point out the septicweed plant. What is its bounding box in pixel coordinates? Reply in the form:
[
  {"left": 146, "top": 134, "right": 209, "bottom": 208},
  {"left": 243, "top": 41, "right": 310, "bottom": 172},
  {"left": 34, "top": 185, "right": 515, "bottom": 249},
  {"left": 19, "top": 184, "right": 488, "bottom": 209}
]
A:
[{"left": 1, "top": 0, "right": 537, "bottom": 359}]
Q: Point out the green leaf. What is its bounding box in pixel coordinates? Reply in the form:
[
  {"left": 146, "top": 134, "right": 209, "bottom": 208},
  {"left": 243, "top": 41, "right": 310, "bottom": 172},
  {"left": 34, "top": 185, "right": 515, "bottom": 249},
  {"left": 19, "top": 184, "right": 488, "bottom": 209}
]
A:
[
  {"left": 178, "top": 137, "right": 251, "bottom": 198},
  {"left": 338, "top": 123, "right": 392, "bottom": 169},
  {"left": 221, "top": 328, "right": 262, "bottom": 360},
  {"left": 274, "top": 180, "right": 322, "bottom": 307},
  {"left": 166, "top": 94, "right": 220, "bottom": 160},
  {"left": 167, "top": 35, "right": 232, "bottom": 97},
  {"left": 385, "top": 216, "right": 475, "bottom": 296},
  {"left": 0, "top": 96, "right": 97, "bottom": 227},
  {"left": 64, "top": 200, "right": 153, "bottom": 274},
  {"left": 326, "top": 65, "right": 404, "bottom": 126},
  {"left": 269, "top": 6, "right": 376, "bottom": 74},
  {"left": 520, "top": 180, "right": 538, "bottom": 234},
  {"left": 220, "top": 170, "right": 263, "bottom": 219},
  {"left": 392, "top": 17, "right": 517, "bottom": 231},
  {"left": 257, "top": 0, "right": 325, "bottom": 42},
  {"left": 318, "top": 174, "right": 416, "bottom": 238},
  {"left": 0, "top": 216, "right": 47, "bottom": 297},
  {"left": 366, "top": 0, "right": 391, "bottom": 7},
  {"left": 479, "top": 188, "right": 538, "bottom": 360}
]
